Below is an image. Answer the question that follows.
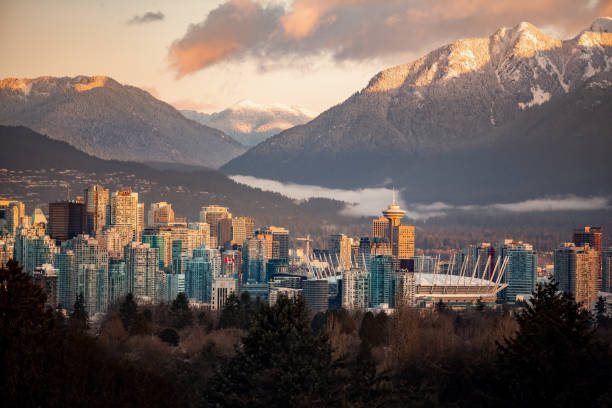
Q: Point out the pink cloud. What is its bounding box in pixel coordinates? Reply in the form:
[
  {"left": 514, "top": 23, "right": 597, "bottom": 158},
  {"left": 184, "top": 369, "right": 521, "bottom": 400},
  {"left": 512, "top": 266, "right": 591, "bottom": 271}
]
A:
[{"left": 168, "top": 0, "right": 612, "bottom": 76}]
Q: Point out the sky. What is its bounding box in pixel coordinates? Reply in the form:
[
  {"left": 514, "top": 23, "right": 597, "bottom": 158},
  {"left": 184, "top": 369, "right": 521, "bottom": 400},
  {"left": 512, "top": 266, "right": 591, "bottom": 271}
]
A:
[{"left": 1, "top": 0, "right": 611, "bottom": 114}]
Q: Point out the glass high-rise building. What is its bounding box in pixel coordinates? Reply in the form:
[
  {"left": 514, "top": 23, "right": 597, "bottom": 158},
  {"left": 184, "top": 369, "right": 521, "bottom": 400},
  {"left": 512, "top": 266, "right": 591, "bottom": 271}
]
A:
[
  {"left": 498, "top": 240, "right": 537, "bottom": 303},
  {"left": 124, "top": 241, "right": 160, "bottom": 301},
  {"left": 84, "top": 185, "right": 109, "bottom": 237},
  {"left": 370, "top": 255, "right": 395, "bottom": 307},
  {"left": 48, "top": 201, "right": 86, "bottom": 241},
  {"left": 602, "top": 248, "right": 612, "bottom": 293}
]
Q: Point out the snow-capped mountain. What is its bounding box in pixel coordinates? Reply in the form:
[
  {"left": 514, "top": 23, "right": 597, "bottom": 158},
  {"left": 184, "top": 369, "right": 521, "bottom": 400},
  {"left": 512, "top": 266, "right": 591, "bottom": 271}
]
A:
[
  {"left": 0, "top": 76, "right": 246, "bottom": 168},
  {"left": 222, "top": 18, "right": 612, "bottom": 204},
  {"left": 181, "top": 100, "right": 315, "bottom": 146}
]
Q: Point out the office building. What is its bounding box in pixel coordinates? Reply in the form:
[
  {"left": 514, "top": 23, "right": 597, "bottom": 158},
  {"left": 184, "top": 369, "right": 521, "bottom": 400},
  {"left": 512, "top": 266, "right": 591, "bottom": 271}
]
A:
[
  {"left": 147, "top": 202, "right": 175, "bottom": 227},
  {"left": 221, "top": 250, "right": 240, "bottom": 277},
  {"left": 199, "top": 205, "right": 231, "bottom": 247},
  {"left": 303, "top": 279, "right": 329, "bottom": 313},
  {"left": 211, "top": 277, "right": 237, "bottom": 310},
  {"left": 394, "top": 225, "right": 415, "bottom": 260},
  {"left": 84, "top": 185, "right": 109, "bottom": 236},
  {"left": 48, "top": 201, "right": 86, "bottom": 241},
  {"left": 243, "top": 237, "right": 268, "bottom": 283},
  {"left": 270, "top": 226, "right": 290, "bottom": 261},
  {"left": 372, "top": 216, "right": 389, "bottom": 239}
]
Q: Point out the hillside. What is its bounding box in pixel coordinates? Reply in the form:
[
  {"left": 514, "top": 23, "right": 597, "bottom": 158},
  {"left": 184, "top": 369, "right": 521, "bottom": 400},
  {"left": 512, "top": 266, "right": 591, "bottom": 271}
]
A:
[
  {"left": 0, "top": 125, "right": 345, "bottom": 235},
  {"left": 0, "top": 76, "right": 247, "bottom": 168},
  {"left": 222, "top": 19, "right": 612, "bottom": 204}
]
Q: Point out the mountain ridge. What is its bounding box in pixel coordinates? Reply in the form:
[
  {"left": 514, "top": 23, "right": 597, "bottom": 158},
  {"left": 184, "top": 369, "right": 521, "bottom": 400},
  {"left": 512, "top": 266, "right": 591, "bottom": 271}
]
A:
[
  {"left": 0, "top": 75, "right": 247, "bottom": 168},
  {"left": 221, "top": 19, "right": 612, "bottom": 203},
  {"left": 181, "top": 99, "right": 314, "bottom": 146}
]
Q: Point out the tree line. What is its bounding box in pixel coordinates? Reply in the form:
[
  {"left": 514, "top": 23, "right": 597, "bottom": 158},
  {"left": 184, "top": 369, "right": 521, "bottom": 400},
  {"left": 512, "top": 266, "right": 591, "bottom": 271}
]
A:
[{"left": 1, "top": 259, "right": 611, "bottom": 407}]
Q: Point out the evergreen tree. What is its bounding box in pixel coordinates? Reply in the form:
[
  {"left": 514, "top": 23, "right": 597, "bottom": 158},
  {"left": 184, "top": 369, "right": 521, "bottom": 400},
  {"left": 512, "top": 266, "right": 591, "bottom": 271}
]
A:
[
  {"left": 595, "top": 296, "right": 608, "bottom": 328},
  {"left": 119, "top": 293, "right": 137, "bottom": 332},
  {"left": 0, "top": 260, "right": 57, "bottom": 405},
  {"left": 217, "top": 292, "right": 241, "bottom": 329},
  {"left": 70, "top": 293, "right": 89, "bottom": 330},
  {"left": 209, "top": 295, "right": 336, "bottom": 407},
  {"left": 158, "top": 328, "right": 180, "bottom": 346},
  {"left": 492, "top": 280, "right": 611, "bottom": 407},
  {"left": 359, "top": 311, "right": 388, "bottom": 348},
  {"left": 171, "top": 292, "right": 192, "bottom": 330}
]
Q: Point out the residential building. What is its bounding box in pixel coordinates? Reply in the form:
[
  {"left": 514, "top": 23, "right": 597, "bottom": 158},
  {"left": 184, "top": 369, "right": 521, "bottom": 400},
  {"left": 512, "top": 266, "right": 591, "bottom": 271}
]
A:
[{"left": 555, "top": 243, "right": 601, "bottom": 309}]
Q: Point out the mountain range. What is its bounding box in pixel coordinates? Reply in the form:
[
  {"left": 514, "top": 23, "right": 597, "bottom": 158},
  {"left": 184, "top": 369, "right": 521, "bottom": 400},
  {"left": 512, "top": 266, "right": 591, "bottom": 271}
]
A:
[
  {"left": 181, "top": 100, "right": 314, "bottom": 146},
  {"left": 222, "top": 18, "right": 612, "bottom": 204},
  {"left": 0, "top": 76, "right": 247, "bottom": 168}
]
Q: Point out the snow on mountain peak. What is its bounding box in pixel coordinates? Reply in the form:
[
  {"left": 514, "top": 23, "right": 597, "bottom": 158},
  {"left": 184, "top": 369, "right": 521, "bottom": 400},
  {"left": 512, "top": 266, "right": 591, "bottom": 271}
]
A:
[{"left": 587, "top": 17, "right": 612, "bottom": 33}]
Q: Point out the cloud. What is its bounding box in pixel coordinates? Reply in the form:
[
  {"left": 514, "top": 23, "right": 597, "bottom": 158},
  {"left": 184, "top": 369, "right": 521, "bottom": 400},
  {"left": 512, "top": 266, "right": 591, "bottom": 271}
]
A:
[
  {"left": 168, "top": 0, "right": 610, "bottom": 76},
  {"left": 230, "top": 174, "right": 407, "bottom": 217},
  {"left": 229, "top": 174, "right": 611, "bottom": 219},
  {"left": 490, "top": 196, "right": 611, "bottom": 212},
  {"left": 128, "top": 11, "right": 164, "bottom": 25}
]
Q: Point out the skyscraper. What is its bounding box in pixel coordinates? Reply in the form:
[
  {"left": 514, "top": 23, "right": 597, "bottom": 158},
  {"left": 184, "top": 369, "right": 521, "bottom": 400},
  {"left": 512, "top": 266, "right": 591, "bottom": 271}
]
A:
[
  {"left": 199, "top": 205, "right": 231, "bottom": 247},
  {"left": 303, "top": 279, "right": 329, "bottom": 313},
  {"left": 185, "top": 251, "right": 214, "bottom": 302},
  {"left": 328, "top": 233, "right": 352, "bottom": 270},
  {"left": 242, "top": 237, "right": 268, "bottom": 283},
  {"left": 218, "top": 217, "right": 252, "bottom": 248},
  {"left": 373, "top": 191, "right": 415, "bottom": 262},
  {"left": 498, "top": 240, "right": 537, "bottom": 303},
  {"left": 555, "top": 243, "right": 601, "bottom": 309},
  {"left": 270, "top": 226, "right": 290, "bottom": 261},
  {"left": 125, "top": 241, "right": 160, "bottom": 300},
  {"left": 602, "top": 248, "right": 612, "bottom": 293},
  {"left": 48, "top": 201, "right": 86, "bottom": 241},
  {"left": 372, "top": 216, "right": 389, "bottom": 239},
  {"left": 147, "top": 202, "right": 175, "bottom": 227},
  {"left": 370, "top": 255, "right": 395, "bottom": 307},
  {"left": 342, "top": 268, "right": 370, "bottom": 310},
  {"left": 110, "top": 189, "right": 139, "bottom": 240},
  {"left": 84, "top": 185, "right": 109, "bottom": 237},
  {"left": 572, "top": 226, "right": 602, "bottom": 252},
  {"left": 393, "top": 225, "right": 415, "bottom": 260}
]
